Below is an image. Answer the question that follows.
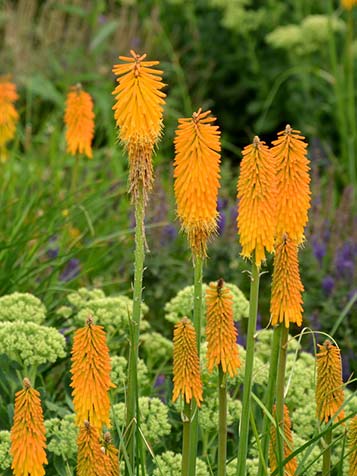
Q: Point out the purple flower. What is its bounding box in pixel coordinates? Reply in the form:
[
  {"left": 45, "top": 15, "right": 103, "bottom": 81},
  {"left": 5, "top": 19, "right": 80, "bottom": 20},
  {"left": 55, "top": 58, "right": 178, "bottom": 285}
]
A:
[
  {"left": 217, "top": 211, "right": 226, "bottom": 235},
  {"left": 334, "top": 241, "right": 355, "bottom": 279},
  {"left": 322, "top": 275, "right": 335, "bottom": 297},
  {"left": 312, "top": 238, "right": 326, "bottom": 265},
  {"left": 161, "top": 224, "right": 177, "bottom": 244},
  {"left": 60, "top": 258, "right": 81, "bottom": 282}
]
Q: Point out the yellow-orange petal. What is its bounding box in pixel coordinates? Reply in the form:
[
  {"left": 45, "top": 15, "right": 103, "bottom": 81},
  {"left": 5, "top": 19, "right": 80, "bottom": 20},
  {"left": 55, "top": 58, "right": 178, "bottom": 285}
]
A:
[
  {"left": 77, "top": 421, "right": 105, "bottom": 476},
  {"left": 101, "top": 432, "right": 120, "bottom": 476},
  {"left": 237, "top": 136, "right": 276, "bottom": 267},
  {"left": 0, "top": 76, "right": 19, "bottom": 159},
  {"left": 269, "top": 404, "right": 297, "bottom": 476},
  {"left": 174, "top": 108, "right": 221, "bottom": 257}
]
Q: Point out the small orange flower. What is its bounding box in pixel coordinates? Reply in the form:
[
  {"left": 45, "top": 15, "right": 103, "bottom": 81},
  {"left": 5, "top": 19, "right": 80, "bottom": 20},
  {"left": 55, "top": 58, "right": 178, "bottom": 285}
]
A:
[
  {"left": 237, "top": 136, "right": 276, "bottom": 267},
  {"left": 172, "top": 317, "right": 203, "bottom": 406},
  {"left": 270, "top": 235, "right": 304, "bottom": 328},
  {"left": 64, "top": 84, "right": 95, "bottom": 159},
  {"left": 269, "top": 404, "right": 298, "bottom": 476},
  {"left": 174, "top": 108, "right": 221, "bottom": 257},
  {"left": 205, "top": 279, "right": 240, "bottom": 377},
  {"left": 271, "top": 125, "right": 311, "bottom": 244},
  {"left": 10, "top": 378, "right": 47, "bottom": 476},
  {"left": 77, "top": 420, "right": 105, "bottom": 476},
  {"left": 101, "top": 432, "right": 120, "bottom": 476},
  {"left": 0, "top": 76, "right": 19, "bottom": 161},
  {"left": 342, "top": 0, "right": 357, "bottom": 9},
  {"left": 316, "top": 340, "right": 345, "bottom": 423},
  {"left": 70, "top": 317, "right": 115, "bottom": 428},
  {"left": 348, "top": 416, "right": 357, "bottom": 476},
  {"left": 112, "top": 50, "right": 166, "bottom": 202}
]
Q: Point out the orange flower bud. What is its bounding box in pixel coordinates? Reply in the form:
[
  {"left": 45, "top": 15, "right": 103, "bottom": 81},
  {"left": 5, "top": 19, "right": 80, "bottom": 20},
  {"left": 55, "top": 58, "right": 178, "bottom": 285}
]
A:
[{"left": 0, "top": 76, "right": 19, "bottom": 161}]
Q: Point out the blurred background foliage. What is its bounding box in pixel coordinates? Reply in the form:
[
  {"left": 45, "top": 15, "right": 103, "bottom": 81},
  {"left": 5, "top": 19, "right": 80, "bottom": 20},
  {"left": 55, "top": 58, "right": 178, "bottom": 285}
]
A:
[{"left": 0, "top": 0, "right": 356, "bottom": 375}]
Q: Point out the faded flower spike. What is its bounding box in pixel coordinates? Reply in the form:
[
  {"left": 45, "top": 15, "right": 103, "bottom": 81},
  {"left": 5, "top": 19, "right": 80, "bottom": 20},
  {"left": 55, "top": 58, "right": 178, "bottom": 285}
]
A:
[
  {"left": 172, "top": 317, "right": 203, "bottom": 406},
  {"left": 205, "top": 279, "right": 240, "bottom": 377},
  {"left": 271, "top": 125, "right": 311, "bottom": 244},
  {"left": 70, "top": 317, "right": 115, "bottom": 428},
  {"left": 316, "top": 340, "right": 345, "bottom": 423},
  {"left": 237, "top": 136, "right": 276, "bottom": 267},
  {"left": 174, "top": 108, "right": 221, "bottom": 257},
  {"left": 64, "top": 84, "right": 95, "bottom": 159},
  {"left": 348, "top": 416, "right": 357, "bottom": 476},
  {"left": 77, "top": 420, "right": 104, "bottom": 476},
  {"left": 269, "top": 404, "right": 297, "bottom": 476},
  {"left": 10, "top": 378, "right": 47, "bottom": 476},
  {"left": 0, "top": 76, "right": 19, "bottom": 161},
  {"left": 270, "top": 234, "right": 304, "bottom": 328},
  {"left": 101, "top": 431, "right": 120, "bottom": 476},
  {"left": 112, "top": 50, "right": 166, "bottom": 203}
]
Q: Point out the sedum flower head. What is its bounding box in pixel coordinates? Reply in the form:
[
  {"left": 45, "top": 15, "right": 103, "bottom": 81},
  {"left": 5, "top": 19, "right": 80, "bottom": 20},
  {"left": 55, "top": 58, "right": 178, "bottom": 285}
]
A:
[
  {"left": 0, "top": 430, "right": 12, "bottom": 471},
  {"left": 76, "top": 420, "right": 104, "bottom": 476},
  {"left": 270, "top": 235, "right": 304, "bottom": 328},
  {"left": 205, "top": 279, "right": 240, "bottom": 377},
  {"left": 172, "top": 317, "right": 203, "bottom": 406},
  {"left": 153, "top": 451, "right": 209, "bottom": 476},
  {"left": 349, "top": 416, "right": 357, "bottom": 476},
  {"left": 141, "top": 331, "right": 173, "bottom": 366},
  {"left": 0, "top": 292, "right": 46, "bottom": 324},
  {"left": 0, "top": 76, "right": 18, "bottom": 161},
  {"left": 0, "top": 321, "right": 66, "bottom": 366},
  {"left": 110, "top": 355, "right": 150, "bottom": 394},
  {"left": 67, "top": 287, "right": 106, "bottom": 310},
  {"left": 10, "top": 378, "right": 47, "bottom": 476},
  {"left": 64, "top": 84, "right": 95, "bottom": 159},
  {"left": 174, "top": 108, "right": 221, "bottom": 257},
  {"left": 45, "top": 414, "right": 78, "bottom": 459},
  {"left": 316, "top": 340, "right": 345, "bottom": 423},
  {"left": 269, "top": 404, "right": 298, "bottom": 476},
  {"left": 71, "top": 318, "right": 115, "bottom": 428},
  {"left": 271, "top": 125, "right": 311, "bottom": 244},
  {"left": 112, "top": 50, "right": 166, "bottom": 203},
  {"left": 237, "top": 136, "right": 276, "bottom": 267}
]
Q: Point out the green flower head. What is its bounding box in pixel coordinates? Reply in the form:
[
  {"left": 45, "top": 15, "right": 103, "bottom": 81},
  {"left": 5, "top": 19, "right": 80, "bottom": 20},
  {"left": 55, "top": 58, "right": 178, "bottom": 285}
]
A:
[
  {"left": 0, "top": 292, "right": 46, "bottom": 324},
  {"left": 153, "top": 451, "right": 209, "bottom": 476}
]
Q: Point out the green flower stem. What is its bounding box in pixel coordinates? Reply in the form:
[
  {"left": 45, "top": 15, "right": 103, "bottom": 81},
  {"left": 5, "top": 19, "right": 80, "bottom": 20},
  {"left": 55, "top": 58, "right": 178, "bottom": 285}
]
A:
[
  {"left": 347, "top": 10, "right": 357, "bottom": 194},
  {"left": 257, "top": 326, "right": 281, "bottom": 476},
  {"left": 126, "top": 188, "right": 145, "bottom": 476},
  {"left": 237, "top": 262, "right": 260, "bottom": 476},
  {"left": 322, "top": 427, "right": 332, "bottom": 476},
  {"left": 182, "top": 402, "right": 192, "bottom": 476},
  {"left": 218, "top": 366, "right": 227, "bottom": 476},
  {"left": 189, "top": 255, "right": 204, "bottom": 476},
  {"left": 275, "top": 325, "right": 289, "bottom": 475},
  {"left": 70, "top": 154, "right": 80, "bottom": 197}
]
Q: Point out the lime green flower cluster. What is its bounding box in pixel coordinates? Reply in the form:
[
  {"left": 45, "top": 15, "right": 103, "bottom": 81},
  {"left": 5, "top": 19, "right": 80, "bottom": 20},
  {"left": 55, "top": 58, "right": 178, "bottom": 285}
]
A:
[
  {"left": 0, "top": 292, "right": 46, "bottom": 324},
  {"left": 209, "top": 0, "right": 267, "bottom": 35},
  {"left": 165, "top": 282, "right": 248, "bottom": 324},
  {"left": 112, "top": 397, "right": 170, "bottom": 446},
  {"left": 45, "top": 414, "right": 78, "bottom": 460},
  {"left": 140, "top": 331, "right": 173, "bottom": 367},
  {"left": 111, "top": 355, "right": 150, "bottom": 394},
  {"left": 0, "top": 431, "right": 11, "bottom": 471},
  {"left": 153, "top": 451, "right": 209, "bottom": 476}
]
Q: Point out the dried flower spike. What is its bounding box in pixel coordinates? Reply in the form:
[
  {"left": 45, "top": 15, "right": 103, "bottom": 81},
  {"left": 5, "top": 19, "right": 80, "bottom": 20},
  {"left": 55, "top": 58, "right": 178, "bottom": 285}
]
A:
[
  {"left": 205, "top": 279, "right": 240, "bottom": 377},
  {"left": 237, "top": 136, "right": 276, "bottom": 267},
  {"left": 316, "top": 340, "right": 345, "bottom": 423},
  {"left": 174, "top": 108, "right": 221, "bottom": 257},
  {"left": 348, "top": 416, "right": 357, "bottom": 476},
  {"left": 70, "top": 317, "right": 115, "bottom": 428},
  {"left": 270, "top": 234, "right": 304, "bottom": 328},
  {"left": 77, "top": 420, "right": 105, "bottom": 476},
  {"left": 271, "top": 125, "right": 311, "bottom": 244},
  {"left": 172, "top": 317, "right": 203, "bottom": 406},
  {"left": 64, "top": 84, "right": 95, "bottom": 159},
  {"left": 101, "top": 431, "right": 120, "bottom": 476},
  {"left": 269, "top": 404, "right": 298, "bottom": 476},
  {"left": 0, "top": 76, "right": 19, "bottom": 161},
  {"left": 112, "top": 50, "right": 166, "bottom": 203},
  {"left": 10, "top": 378, "right": 47, "bottom": 476}
]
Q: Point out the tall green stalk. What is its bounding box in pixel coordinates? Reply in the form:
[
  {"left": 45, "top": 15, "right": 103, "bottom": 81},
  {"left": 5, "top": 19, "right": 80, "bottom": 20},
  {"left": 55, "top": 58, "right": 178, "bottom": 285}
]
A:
[
  {"left": 218, "top": 366, "right": 227, "bottom": 476},
  {"left": 182, "top": 402, "right": 192, "bottom": 476},
  {"left": 236, "top": 262, "right": 260, "bottom": 476},
  {"left": 189, "top": 256, "right": 204, "bottom": 476},
  {"left": 126, "top": 187, "right": 145, "bottom": 476},
  {"left": 322, "top": 428, "right": 332, "bottom": 476}
]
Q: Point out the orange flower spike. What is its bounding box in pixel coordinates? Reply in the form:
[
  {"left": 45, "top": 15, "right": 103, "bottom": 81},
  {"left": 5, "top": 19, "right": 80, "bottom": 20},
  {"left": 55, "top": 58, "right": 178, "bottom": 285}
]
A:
[
  {"left": 205, "top": 279, "right": 240, "bottom": 377},
  {"left": 348, "top": 416, "right": 357, "bottom": 476},
  {"left": 10, "top": 378, "right": 47, "bottom": 476},
  {"left": 77, "top": 421, "right": 105, "bottom": 476},
  {"left": 269, "top": 404, "right": 298, "bottom": 476},
  {"left": 102, "top": 432, "right": 120, "bottom": 476},
  {"left": 172, "top": 317, "right": 203, "bottom": 406},
  {"left": 112, "top": 50, "right": 166, "bottom": 202},
  {"left": 342, "top": 0, "right": 357, "bottom": 9},
  {"left": 271, "top": 125, "right": 311, "bottom": 244},
  {"left": 237, "top": 136, "right": 276, "bottom": 267},
  {"left": 64, "top": 84, "right": 95, "bottom": 159},
  {"left": 0, "top": 76, "right": 19, "bottom": 159},
  {"left": 70, "top": 317, "right": 115, "bottom": 428},
  {"left": 174, "top": 108, "right": 221, "bottom": 257},
  {"left": 270, "top": 234, "right": 304, "bottom": 328},
  {"left": 316, "top": 340, "right": 345, "bottom": 423}
]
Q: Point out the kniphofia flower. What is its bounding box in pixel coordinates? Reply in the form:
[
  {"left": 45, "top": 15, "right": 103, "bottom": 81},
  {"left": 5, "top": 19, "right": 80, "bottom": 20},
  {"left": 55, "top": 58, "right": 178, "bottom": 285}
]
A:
[
  {"left": 174, "top": 108, "right": 221, "bottom": 257},
  {"left": 70, "top": 317, "right": 115, "bottom": 428},
  {"left": 342, "top": 0, "right": 357, "bottom": 9},
  {"left": 270, "top": 234, "right": 304, "bottom": 327},
  {"left": 237, "top": 136, "right": 276, "bottom": 267},
  {"left": 271, "top": 125, "right": 311, "bottom": 244},
  {"left": 172, "top": 317, "right": 203, "bottom": 406},
  {"left": 0, "top": 76, "right": 19, "bottom": 161},
  {"left": 348, "top": 416, "right": 357, "bottom": 476},
  {"left": 269, "top": 404, "right": 298, "bottom": 476},
  {"left": 64, "top": 84, "right": 95, "bottom": 159},
  {"left": 10, "top": 378, "right": 47, "bottom": 476},
  {"left": 112, "top": 50, "right": 166, "bottom": 203},
  {"left": 316, "top": 340, "right": 345, "bottom": 423},
  {"left": 101, "top": 432, "right": 120, "bottom": 476},
  {"left": 205, "top": 279, "right": 240, "bottom": 377},
  {"left": 77, "top": 420, "right": 105, "bottom": 476}
]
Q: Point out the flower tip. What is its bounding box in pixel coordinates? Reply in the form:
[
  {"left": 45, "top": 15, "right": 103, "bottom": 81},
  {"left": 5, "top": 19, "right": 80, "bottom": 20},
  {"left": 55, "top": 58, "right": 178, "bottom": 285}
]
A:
[
  {"left": 285, "top": 124, "right": 292, "bottom": 134},
  {"left": 253, "top": 135, "right": 260, "bottom": 147},
  {"left": 23, "top": 377, "right": 31, "bottom": 389}
]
